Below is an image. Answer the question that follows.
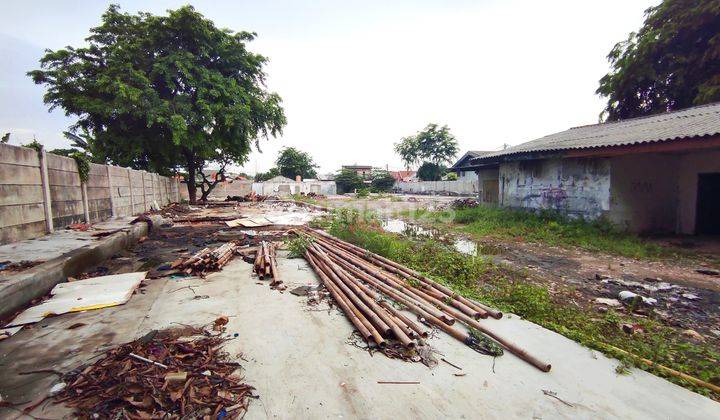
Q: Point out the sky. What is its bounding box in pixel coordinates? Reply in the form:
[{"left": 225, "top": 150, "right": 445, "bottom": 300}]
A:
[{"left": 0, "top": 0, "right": 656, "bottom": 175}]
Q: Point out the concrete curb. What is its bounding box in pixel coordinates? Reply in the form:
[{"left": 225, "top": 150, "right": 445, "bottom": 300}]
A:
[{"left": 0, "top": 215, "right": 164, "bottom": 321}]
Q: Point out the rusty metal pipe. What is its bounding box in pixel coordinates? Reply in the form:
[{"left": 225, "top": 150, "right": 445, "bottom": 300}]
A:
[
  {"left": 304, "top": 230, "right": 550, "bottom": 372},
  {"left": 309, "top": 232, "right": 487, "bottom": 320},
  {"left": 312, "top": 245, "right": 415, "bottom": 348},
  {"left": 308, "top": 228, "right": 502, "bottom": 319},
  {"left": 304, "top": 251, "right": 374, "bottom": 343},
  {"left": 308, "top": 244, "right": 396, "bottom": 338}
]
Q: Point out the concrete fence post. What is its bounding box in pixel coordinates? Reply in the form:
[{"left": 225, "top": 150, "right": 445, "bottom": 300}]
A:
[
  {"left": 38, "top": 148, "right": 54, "bottom": 233},
  {"left": 106, "top": 165, "right": 116, "bottom": 217},
  {"left": 151, "top": 173, "right": 158, "bottom": 207},
  {"left": 141, "top": 171, "right": 147, "bottom": 211},
  {"left": 81, "top": 181, "right": 90, "bottom": 223},
  {"left": 127, "top": 169, "right": 135, "bottom": 215}
]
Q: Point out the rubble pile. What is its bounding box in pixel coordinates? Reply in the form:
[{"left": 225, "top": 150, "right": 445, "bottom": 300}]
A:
[
  {"left": 54, "top": 326, "right": 254, "bottom": 419},
  {"left": 294, "top": 228, "right": 550, "bottom": 372},
  {"left": 450, "top": 198, "right": 480, "bottom": 209},
  {"left": 225, "top": 191, "right": 276, "bottom": 202}
]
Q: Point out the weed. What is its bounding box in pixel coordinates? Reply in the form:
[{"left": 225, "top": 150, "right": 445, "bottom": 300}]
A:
[
  {"left": 404, "top": 206, "right": 682, "bottom": 260},
  {"left": 285, "top": 236, "right": 314, "bottom": 258},
  {"left": 326, "top": 213, "right": 720, "bottom": 398}
]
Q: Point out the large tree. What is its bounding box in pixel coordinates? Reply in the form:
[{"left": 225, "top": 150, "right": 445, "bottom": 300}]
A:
[
  {"left": 394, "top": 123, "right": 459, "bottom": 169},
  {"left": 275, "top": 147, "right": 318, "bottom": 180},
  {"left": 597, "top": 0, "right": 720, "bottom": 121},
  {"left": 29, "top": 5, "right": 286, "bottom": 203}
]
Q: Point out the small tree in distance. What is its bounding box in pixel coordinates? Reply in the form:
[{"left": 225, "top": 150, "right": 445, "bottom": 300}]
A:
[
  {"left": 335, "top": 170, "right": 364, "bottom": 194},
  {"left": 276, "top": 147, "right": 318, "bottom": 180},
  {"left": 394, "top": 123, "right": 459, "bottom": 173}
]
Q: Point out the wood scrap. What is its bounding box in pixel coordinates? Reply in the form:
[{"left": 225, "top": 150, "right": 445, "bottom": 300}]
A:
[{"left": 53, "top": 326, "right": 255, "bottom": 419}]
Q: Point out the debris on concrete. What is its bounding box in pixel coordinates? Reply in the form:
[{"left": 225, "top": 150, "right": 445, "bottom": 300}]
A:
[
  {"left": 0, "top": 326, "right": 22, "bottom": 340},
  {"left": 252, "top": 241, "right": 285, "bottom": 290},
  {"left": 618, "top": 290, "right": 657, "bottom": 306},
  {"left": 296, "top": 228, "right": 551, "bottom": 372},
  {"left": 595, "top": 297, "right": 622, "bottom": 307},
  {"left": 53, "top": 326, "right": 255, "bottom": 419},
  {"left": 170, "top": 242, "right": 239, "bottom": 277},
  {"left": 0, "top": 259, "right": 43, "bottom": 273},
  {"left": 8, "top": 272, "right": 147, "bottom": 326}
]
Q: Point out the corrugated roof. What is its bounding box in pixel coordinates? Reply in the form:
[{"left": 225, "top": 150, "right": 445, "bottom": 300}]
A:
[
  {"left": 451, "top": 150, "right": 493, "bottom": 169},
  {"left": 473, "top": 102, "right": 720, "bottom": 162}
]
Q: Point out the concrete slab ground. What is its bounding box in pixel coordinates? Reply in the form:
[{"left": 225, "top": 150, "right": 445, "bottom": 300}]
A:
[
  {"left": 1, "top": 250, "right": 718, "bottom": 419},
  {"left": 0, "top": 217, "right": 137, "bottom": 263}
]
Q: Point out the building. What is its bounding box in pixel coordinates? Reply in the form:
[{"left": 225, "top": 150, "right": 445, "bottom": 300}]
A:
[
  {"left": 389, "top": 170, "right": 416, "bottom": 182},
  {"left": 450, "top": 151, "right": 492, "bottom": 180},
  {"left": 465, "top": 102, "right": 720, "bottom": 234},
  {"left": 341, "top": 165, "right": 373, "bottom": 179}
]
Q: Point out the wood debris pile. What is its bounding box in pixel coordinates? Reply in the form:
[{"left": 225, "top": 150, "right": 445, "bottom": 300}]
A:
[
  {"left": 170, "top": 242, "right": 239, "bottom": 277},
  {"left": 252, "top": 241, "right": 285, "bottom": 290},
  {"left": 54, "top": 326, "right": 255, "bottom": 419}
]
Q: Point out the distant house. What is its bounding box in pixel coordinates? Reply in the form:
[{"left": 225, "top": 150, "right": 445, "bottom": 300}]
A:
[
  {"left": 450, "top": 151, "right": 492, "bottom": 180},
  {"left": 341, "top": 165, "right": 373, "bottom": 179},
  {"left": 464, "top": 102, "right": 720, "bottom": 234},
  {"left": 389, "top": 170, "right": 416, "bottom": 182},
  {"left": 265, "top": 175, "right": 295, "bottom": 183}
]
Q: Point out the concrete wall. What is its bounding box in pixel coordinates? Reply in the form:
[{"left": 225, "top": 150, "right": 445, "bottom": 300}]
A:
[
  {"left": 252, "top": 180, "right": 337, "bottom": 196},
  {"left": 394, "top": 180, "right": 479, "bottom": 195},
  {"left": 0, "top": 143, "right": 180, "bottom": 244},
  {"left": 608, "top": 154, "right": 679, "bottom": 233},
  {"left": 0, "top": 144, "right": 45, "bottom": 243},
  {"left": 178, "top": 180, "right": 253, "bottom": 201},
  {"left": 500, "top": 158, "right": 611, "bottom": 219}
]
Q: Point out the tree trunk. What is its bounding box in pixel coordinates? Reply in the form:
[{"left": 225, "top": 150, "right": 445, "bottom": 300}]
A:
[{"left": 187, "top": 165, "right": 198, "bottom": 204}]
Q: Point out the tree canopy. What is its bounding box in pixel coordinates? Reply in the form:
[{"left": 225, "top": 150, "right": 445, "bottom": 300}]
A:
[
  {"left": 275, "top": 147, "right": 318, "bottom": 180},
  {"left": 334, "top": 169, "right": 364, "bottom": 194},
  {"left": 597, "top": 0, "right": 720, "bottom": 121},
  {"left": 394, "top": 123, "right": 459, "bottom": 168},
  {"left": 417, "top": 162, "right": 446, "bottom": 181},
  {"left": 29, "top": 5, "right": 285, "bottom": 202},
  {"left": 370, "top": 171, "right": 396, "bottom": 192}
]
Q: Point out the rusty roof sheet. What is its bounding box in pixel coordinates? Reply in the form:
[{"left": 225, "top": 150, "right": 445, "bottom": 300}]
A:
[{"left": 474, "top": 102, "right": 720, "bottom": 162}]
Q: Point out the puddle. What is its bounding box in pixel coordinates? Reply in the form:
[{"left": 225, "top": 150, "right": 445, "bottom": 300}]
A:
[{"left": 381, "top": 219, "right": 477, "bottom": 256}]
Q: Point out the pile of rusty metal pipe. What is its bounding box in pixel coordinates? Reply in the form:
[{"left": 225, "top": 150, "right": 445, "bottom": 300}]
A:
[
  {"left": 298, "top": 228, "right": 551, "bottom": 372},
  {"left": 172, "top": 242, "right": 239, "bottom": 276},
  {"left": 253, "top": 241, "right": 285, "bottom": 290}
]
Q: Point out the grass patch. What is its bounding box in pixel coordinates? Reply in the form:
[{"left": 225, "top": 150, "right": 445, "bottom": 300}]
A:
[
  {"left": 405, "top": 206, "right": 679, "bottom": 259},
  {"left": 326, "top": 208, "right": 720, "bottom": 398}
]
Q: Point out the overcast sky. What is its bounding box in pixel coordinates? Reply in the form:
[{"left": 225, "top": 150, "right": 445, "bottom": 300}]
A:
[{"left": 0, "top": 0, "right": 655, "bottom": 174}]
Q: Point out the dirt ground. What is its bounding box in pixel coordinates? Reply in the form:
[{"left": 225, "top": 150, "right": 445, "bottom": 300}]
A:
[{"left": 1, "top": 198, "right": 719, "bottom": 418}]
